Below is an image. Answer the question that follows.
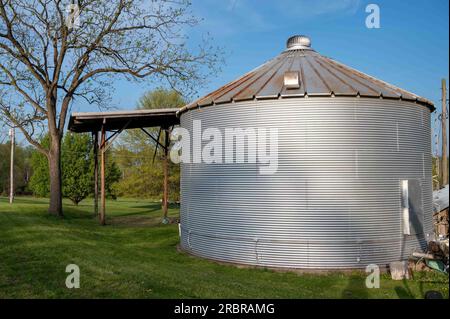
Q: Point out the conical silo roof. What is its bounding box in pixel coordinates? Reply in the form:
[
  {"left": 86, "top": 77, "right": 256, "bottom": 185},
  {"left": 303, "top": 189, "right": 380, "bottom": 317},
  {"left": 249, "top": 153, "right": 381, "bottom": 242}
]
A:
[{"left": 179, "top": 35, "right": 434, "bottom": 113}]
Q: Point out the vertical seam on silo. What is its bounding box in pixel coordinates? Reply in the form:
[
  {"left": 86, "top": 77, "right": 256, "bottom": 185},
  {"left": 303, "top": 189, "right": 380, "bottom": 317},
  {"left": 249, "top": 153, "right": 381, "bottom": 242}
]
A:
[
  {"left": 422, "top": 153, "right": 425, "bottom": 179},
  {"left": 358, "top": 243, "right": 362, "bottom": 264},
  {"left": 307, "top": 240, "right": 309, "bottom": 267},
  {"left": 420, "top": 179, "right": 425, "bottom": 233},
  {"left": 188, "top": 230, "right": 192, "bottom": 249},
  {"left": 187, "top": 113, "right": 192, "bottom": 233},
  {"left": 255, "top": 238, "right": 259, "bottom": 263},
  {"left": 305, "top": 119, "right": 309, "bottom": 211}
]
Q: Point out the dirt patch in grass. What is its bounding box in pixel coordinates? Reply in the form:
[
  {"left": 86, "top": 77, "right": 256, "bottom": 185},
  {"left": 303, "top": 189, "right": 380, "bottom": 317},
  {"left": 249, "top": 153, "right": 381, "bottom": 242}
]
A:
[{"left": 109, "top": 215, "right": 163, "bottom": 227}]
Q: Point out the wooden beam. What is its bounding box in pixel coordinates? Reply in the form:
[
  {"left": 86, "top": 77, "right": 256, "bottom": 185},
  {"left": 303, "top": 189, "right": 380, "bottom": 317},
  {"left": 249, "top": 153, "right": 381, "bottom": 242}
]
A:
[
  {"left": 140, "top": 127, "right": 165, "bottom": 150},
  {"left": 162, "top": 127, "right": 169, "bottom": 222},
  {"left": 442, "top": 79, "right": 448, "bottom": 186},
  {"left": 100, "top": 124, "right": 106, "bottom": 225},
  {"left": 9, "top": 128, "right": 14, "bottom": 204},
  {"left": 93, "top": 131, "right": 99, "bottom": 217},
  {"left": 102, "top": 119, "right": 131, "bottom": 151}
]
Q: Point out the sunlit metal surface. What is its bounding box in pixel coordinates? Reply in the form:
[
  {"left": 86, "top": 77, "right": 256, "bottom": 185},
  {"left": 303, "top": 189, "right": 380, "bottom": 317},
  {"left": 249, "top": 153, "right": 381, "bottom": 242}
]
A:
[
  {"left": 286, "top": 35, "right": 312, "bottom": 50},
  {"left": 433, "top": 184, "right": 449, "bottom": 212},
  {"left": 180, "top": 98, "right": 432, "bottom": 269},
  {"left": 178, "top": 37, "right": 433, "bottom": 115}
]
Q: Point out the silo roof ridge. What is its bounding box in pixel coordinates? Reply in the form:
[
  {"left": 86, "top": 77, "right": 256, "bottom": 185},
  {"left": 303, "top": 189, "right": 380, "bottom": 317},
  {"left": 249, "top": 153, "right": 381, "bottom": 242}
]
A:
[{"left": 179, "top": 36, "right": 434, "bottom": 115}]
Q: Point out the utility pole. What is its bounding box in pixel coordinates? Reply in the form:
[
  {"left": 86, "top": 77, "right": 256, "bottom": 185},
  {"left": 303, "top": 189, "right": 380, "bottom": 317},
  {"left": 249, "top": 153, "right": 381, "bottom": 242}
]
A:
[
  {"left": 442, "top": 79, "right": 448, "bottom": 186},
  {"left": 8, "top": 127, "right": 15, "bottom": 204}
]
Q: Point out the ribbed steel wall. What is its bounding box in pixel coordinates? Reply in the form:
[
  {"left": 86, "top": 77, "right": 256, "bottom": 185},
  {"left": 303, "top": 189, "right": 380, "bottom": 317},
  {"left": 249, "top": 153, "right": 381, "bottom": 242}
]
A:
[{"left": 179, "top": 98, "right": 432, "bottom": 269}]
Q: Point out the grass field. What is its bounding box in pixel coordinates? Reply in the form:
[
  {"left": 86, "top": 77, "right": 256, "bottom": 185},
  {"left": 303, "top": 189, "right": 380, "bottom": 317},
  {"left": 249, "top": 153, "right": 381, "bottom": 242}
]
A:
[{"left": 0, "top": 196, "right": 448, "bottom": 299}]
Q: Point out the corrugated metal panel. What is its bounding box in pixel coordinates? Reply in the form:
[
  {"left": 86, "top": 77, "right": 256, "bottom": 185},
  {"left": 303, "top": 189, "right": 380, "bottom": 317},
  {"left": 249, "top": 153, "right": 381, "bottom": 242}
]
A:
[
  {"left": 433, "top": 184, "right": 449, "bottom": 212},
  {"left": 178, "top": 37, "right": 434, "bottom": 114},
  {"left": 179, "top": 98, "right": 433, "bottom": 269}
]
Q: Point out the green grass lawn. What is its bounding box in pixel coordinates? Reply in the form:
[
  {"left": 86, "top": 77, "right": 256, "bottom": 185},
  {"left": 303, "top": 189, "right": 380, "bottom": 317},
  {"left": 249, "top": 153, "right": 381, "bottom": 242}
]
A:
[{"left": 0, "top": 196, "right": 448, "bottom": 299}]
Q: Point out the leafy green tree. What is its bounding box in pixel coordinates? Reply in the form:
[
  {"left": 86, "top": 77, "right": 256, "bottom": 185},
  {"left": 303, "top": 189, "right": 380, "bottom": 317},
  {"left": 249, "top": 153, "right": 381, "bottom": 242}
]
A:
[
  {"left": 114, "top": 88, "right": 184, "bottom": 200},
  {"left": 29, "top": 133, "right": 121, "bottom": 204},
  {"left": 61, "top": 134, "right": 93, "bottom": 205},
  {"left": 122, "top": 88, "right": 186, "bottom": 149},
  {"left": 138, "top": 88, "right": 186, "bottom": 110},
  {"left": 0, "top": 142, "right": 33, "bottom": 196},
  {"left": 104, "top": 155, "right": 122, "bottom": 201},
  {"left": 29, "top": 136, "right": 50, "bottom": 197},
  {"left": 113, "top": 145, "right": 180, "bottom": 201}
]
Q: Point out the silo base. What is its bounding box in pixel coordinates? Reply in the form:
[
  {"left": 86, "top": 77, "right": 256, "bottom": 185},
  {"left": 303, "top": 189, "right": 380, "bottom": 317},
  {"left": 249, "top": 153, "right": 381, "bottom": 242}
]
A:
[
  {"left": 177, "top": 244, "right": 399, "bottom": 273},
  {"left": 179, "top": 229, "right": 428, "bottom": 270}
]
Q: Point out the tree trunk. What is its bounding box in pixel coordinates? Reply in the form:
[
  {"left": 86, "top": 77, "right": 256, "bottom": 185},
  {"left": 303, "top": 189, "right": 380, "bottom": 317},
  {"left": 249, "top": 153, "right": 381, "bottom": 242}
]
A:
[{"left": 48, "top": 136, "right": 63, "bottom": 216}]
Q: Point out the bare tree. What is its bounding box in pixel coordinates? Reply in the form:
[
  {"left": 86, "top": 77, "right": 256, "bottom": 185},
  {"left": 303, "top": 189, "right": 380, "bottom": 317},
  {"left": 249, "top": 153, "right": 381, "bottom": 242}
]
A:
[{"left": 0, "top": 0, "right": 220, "bottom": 216}]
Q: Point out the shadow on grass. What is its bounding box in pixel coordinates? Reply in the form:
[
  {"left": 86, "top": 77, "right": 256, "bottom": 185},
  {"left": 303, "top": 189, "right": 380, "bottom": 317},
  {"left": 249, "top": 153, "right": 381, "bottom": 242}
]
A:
[
  {"left": 112, "top": 208, "right": 161, "bottom": 218},
  {"left": 128, "top": 202, "right": 179, "bottom": 210},
  {"left": 0, "top": 196, "right": 48, "bottom": 206},
  {"left": 109, "top": 215, "right": 164, "bottom": 227},
  {"left": 341, "top": 273, "right": 369, "bottom": 299},
  {"left": 394, "top": 278, "right": 418, "bottom": 299}
]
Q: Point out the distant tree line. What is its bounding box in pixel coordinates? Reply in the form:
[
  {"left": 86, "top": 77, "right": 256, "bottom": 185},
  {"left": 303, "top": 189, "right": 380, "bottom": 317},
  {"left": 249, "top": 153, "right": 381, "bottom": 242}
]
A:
[{"left": 0, "top": 143, "right": 33, "bottom": 196}]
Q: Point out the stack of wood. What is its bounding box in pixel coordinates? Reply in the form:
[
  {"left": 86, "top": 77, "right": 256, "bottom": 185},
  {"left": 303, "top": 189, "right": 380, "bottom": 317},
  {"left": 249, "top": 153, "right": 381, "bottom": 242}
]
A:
[
  {"left": 434, "top": 208, "right": 449, "bottom": 237},
  {"left": 408, "top": 258, "right": 430, "bottom": 272},
  {"left": 408, "top": 241, "right": 449, "bottom": 273},
  {"left": 427, "top": 241, "right": 446, "bottom": 259}
]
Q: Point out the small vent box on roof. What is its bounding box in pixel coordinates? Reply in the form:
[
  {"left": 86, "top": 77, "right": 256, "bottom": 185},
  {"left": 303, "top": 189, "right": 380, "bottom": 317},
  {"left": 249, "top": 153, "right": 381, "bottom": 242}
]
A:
[{"left": 284, "top": 71, "right": 300, "bottom": 89}]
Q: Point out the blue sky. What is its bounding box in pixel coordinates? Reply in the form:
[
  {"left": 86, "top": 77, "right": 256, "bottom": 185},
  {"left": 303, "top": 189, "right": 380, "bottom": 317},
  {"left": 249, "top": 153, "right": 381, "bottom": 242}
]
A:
[
  {"left": 67, "top": 1, "right": 450, "bottom": 153},
  {"left": 72, "top": 0, "right": 449, "bottom": 109}
]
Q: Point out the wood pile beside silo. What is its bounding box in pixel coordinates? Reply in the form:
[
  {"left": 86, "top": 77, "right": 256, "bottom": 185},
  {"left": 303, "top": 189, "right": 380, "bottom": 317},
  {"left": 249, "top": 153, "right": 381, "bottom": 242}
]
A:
[{"left": 434, "top": 209, "right": 449, "bottom": 237}]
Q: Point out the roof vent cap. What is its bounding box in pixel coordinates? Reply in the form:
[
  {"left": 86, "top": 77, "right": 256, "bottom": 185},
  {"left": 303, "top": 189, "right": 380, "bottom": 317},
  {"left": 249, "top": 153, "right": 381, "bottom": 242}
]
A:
[{"left": 286, "top": 35, "right": 312, "bottom": 50}]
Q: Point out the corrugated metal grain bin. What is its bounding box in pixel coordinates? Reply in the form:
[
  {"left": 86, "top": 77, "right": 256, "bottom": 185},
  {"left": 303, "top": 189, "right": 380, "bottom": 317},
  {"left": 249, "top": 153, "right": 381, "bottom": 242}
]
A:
[{"left": 177, "top": 35, "right": 435, "bottom": 269}]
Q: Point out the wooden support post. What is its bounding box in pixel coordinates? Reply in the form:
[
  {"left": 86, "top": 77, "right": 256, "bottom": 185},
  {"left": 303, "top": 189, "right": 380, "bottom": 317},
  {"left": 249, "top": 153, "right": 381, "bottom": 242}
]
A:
[
  {"left": 162, "top": 127, "right": 169, "bottom": 222},
  {"left": 100, "top": 125, "right": 106, "bottom": 225},
  {"left": 9, "top": 128, "right": 14, "bottom": 204},
  {"left": 93, "top": 131, "right": 99, "bottom": 216},
  {"left": 442, "top": 79, "right": 448, "bottom": 186}
]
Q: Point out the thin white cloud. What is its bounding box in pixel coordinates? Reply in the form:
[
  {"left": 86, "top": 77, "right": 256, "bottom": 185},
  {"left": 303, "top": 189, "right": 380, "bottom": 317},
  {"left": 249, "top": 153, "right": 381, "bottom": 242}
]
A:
[
  {"left": 191, "top": 0, "right": 361, "bottom": 37},
  {"left": 273, "top": 0, "right": 361, "bottom": 17},
  {"left": 193, "top": 0, "right": 276, "bottom": 37}
]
